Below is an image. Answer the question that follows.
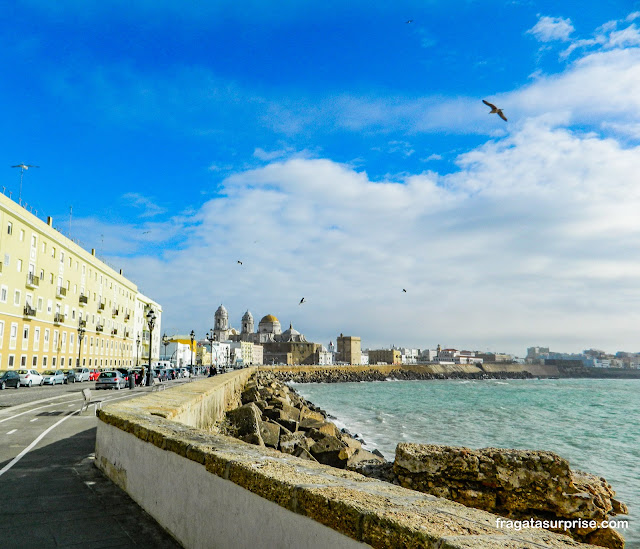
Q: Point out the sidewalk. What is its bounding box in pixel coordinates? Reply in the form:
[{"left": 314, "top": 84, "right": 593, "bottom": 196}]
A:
[{"left": 0, "top": 424, "right": 181, "bottom": 549}]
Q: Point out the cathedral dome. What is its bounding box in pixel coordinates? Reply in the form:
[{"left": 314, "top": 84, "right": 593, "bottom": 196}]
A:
[
  {"left": 281, "top": 323, "right": 305, "bottom": 342},
  {"left": 215, "top": 305, "right": 228, "bottom": 318},
  {"left": 242, "top": 310, "right": 253, "bottom": 321},
  {"left": 260, "top": 314, "right": 279, "bottom": 323},
  {"left": 258, "top": 314, "right": 281, "bottom": 335}
]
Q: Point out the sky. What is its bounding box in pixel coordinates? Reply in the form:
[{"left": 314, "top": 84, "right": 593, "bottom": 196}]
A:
[{"left": 2, "top": 0, "right": 640, "bottom": 356}]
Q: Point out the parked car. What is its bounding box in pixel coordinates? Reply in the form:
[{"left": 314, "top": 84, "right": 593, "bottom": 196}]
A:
[
  {"left": 72, "top": 367, "right": 91, "bottom": 382},
  {"left": 179, "top": 368, "right": 190, "bottom": 378},
  {"left": 42, "top": 370, "right": 64, "bottom": 385},
  {"left": 0, "top": 370, "right": 21, "bottom": 389},
  {"left": 17, "top": 369, "right": 44, "bottom": 387},
  {"left": 115, "top": 368, "right": 131, "bottom": 382},
  {"left": 89, "top": 369, "right": 101, "bottom": 381},
  {"left": 95, "top": 370, "right": 127, "bottom": 390},
  {"left": 64, "top": 370, "right": 77, "bottom": 384}
]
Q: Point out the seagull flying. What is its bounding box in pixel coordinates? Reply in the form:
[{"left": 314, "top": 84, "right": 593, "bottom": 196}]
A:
[
  {"left": 142, "top": 231, "right": 151, "bottom": 234},
  {"left": 299, "top": 297, "right": 305, "bottom": 305},
  {"left": 482, "top": 100, "right": 507, "bottom": 122},
  {"left": 405, "top": 19, "right": 413, "bottom": 24},
  {"left": 11, "top": 164, "right": 39, "bottom": 170},
  {"left": 402, "top": 289, "right": 407, "bottom": 293},
  {"left": 237, "top": 260, "right": 243, "bottom": 265}
]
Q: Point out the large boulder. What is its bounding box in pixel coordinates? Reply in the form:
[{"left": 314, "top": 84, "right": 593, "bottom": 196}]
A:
[
  {"left": 309, "top": 434, "right": 348, "bottom": 468},
  {"left": 226, "top": 403, "right": 262, "bottom": 438}
]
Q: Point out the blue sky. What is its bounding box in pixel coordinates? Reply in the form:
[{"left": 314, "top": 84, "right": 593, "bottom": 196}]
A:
[{"left": 3, "top": 1, "right": 640, "bottom": 356}]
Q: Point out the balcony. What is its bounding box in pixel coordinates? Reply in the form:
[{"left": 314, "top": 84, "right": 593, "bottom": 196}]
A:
[
  {"left": 96, "top": 324, "right": 104, "bottom": 332},
  {"left": 26, "top": 274, "right": 40, "bottom": 289},
  {"left": 79, "top": 294, "right": 88, "bottom": 306},
  {"left": 124, "top": 313, "right": 130, "bottom": 321},
  {"left": 111, "top": 328, "right": 118, "bottom": 336},
  {"left": 56, "top": 286, "right": 67, "bottom": 299},
  {"left": 125, "top": 330, "right": 130, "bottom": 338},
  {"left": 98, "top": 302, "right": 105, "bottom": 311},
  {"left": 54, "top": 313, "right": 65, "bottom": 324},
  {"left": 23, "top": 304, "right": 36, "bottom": 317},
  {"left": 112, "top": 308, "right": 119, "bottom": 318},
  {"left": 79, "top": 319, "right": 87, "bottom": 328}
]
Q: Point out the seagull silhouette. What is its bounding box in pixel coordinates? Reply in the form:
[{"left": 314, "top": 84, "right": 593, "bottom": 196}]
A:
[
  {"left": 237, "top": 260, "right": 243, "bottom": 265},
  {"left": 299, "top": 297, "right": 305, "bottom": 305},
  {"left": 142, "top": 231, "right": 151, "bottom": 234},
  {"left": 405, "top": 19, "right": 413, "bottom": 24},
  {"left": 11, "top": 164, "right": 39, "bottom": 170},
  {"left": 482, "top": 100, "right": 507, "bottom": 122},
  {"left": 402, "top": 289, "right": 407, "bottom": 293}
]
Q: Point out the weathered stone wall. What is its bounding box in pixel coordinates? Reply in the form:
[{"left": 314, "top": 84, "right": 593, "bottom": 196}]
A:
[{"left": 393, "top": 443, "right": 627, "bottom": 549}]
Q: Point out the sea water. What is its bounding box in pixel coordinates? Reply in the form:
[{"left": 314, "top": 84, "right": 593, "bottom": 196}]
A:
[{"left": 292, "top": 378, "right": 639, "bottom": 545}]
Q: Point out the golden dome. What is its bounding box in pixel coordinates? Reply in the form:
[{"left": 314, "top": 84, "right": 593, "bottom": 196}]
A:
[{"left": 260, "top": 314, "right": 279, "bottom": 323}]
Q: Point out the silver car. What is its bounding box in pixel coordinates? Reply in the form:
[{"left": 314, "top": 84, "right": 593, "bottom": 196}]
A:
[
  {"left": 17, "top": 369, "right": 44, "bottom": 387},
  {"left": 73, "top": 367, "right": 91, "bottom": 382},
  {"left": 42, "top": 370, "right": 64, "bottom": 385},
  {"left": 95, "top": 370, "right": 127, "bottom": 390}
]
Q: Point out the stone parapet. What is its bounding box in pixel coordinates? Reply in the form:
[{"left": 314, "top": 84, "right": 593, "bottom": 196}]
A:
[{"left": 95, "top": 369, "right": 600, "bottom": 549}]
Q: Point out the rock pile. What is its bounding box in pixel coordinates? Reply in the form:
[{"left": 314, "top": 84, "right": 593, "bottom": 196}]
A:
[
  {"left": 223, "top": 372, "right": 386, "bottom": 470},
  {"left": 393, "top": 443, "right": 627, "bottom": 549},
  {"left": 266, "top": 368, "right": 531, "bottom": 384}
]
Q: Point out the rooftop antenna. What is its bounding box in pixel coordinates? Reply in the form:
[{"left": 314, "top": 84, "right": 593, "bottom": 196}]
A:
[{"left": 11, "top": 164, "right": 39, "bottom": 205}]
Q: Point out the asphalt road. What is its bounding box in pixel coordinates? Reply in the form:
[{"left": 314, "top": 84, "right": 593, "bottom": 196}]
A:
[{"left": 0, "top": 380, "right": 185, "bottom": 548}]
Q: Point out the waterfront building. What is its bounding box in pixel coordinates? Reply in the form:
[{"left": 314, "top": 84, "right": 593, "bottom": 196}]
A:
[
  {"left": 252, "top": 343, "right": 263, "bottom": 365},
  {"left": 315, "top": 345, "right": 333, "bottom": 365},
  {"left": 368, "top": 349, "right": 401, "bottom": 365},
  {"left": 398, "top": 347, "right": 419, "bottom": 364},
  {"left": 0, "top": 192, "right": 161, "bottom": 371},
  {"left": 418, "top": 349, "right": 438, "bottom": 363},
  {"left": 336, "top": 334, "right": 361, "bottom": 365}
]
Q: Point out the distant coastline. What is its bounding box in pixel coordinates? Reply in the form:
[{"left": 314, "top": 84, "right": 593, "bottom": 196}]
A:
[{"left": 257, "top": 363, "right": 640, "bottom": 383}]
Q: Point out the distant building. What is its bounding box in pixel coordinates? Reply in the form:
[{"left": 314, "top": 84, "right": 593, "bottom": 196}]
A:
[
  {"left": 418, "top": 349, "right": 438, "bottom": 363},
  {"left": 360, "top": 351, "right": 369, "bottom": 365},
  {"left": 337, "top": 334, "right": 361, "bottom": 365},
  {"left": 368, "top": 349, "right": 401, "bottom": 365},
  {"left": 398, "top": 348, "right": 419, "bottom": 364},
  {"left": 315, "top": 345, "right": 333, "bottom": 365}
]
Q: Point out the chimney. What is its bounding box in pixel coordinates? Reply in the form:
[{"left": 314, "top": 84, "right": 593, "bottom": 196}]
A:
[
  {"left": 91, "top": 249, "right": 95, "bottom": 256},
  {"left": 47, "top": 216, "right": 53, "bottom": 226}
]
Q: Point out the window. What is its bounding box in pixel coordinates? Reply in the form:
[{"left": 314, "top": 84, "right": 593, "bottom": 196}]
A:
[
  {"left": 43, "top": 356, "right": 47, "bottom": 367},
  {"left": 0, "top": 321, "right": 3, "bottom": 348},
  {"left": 20, "top": 355, "right": 26, "bottom": 367},
  {"left": 52, "top": 357, "right": 56, "bottom": 367},
  {"left": 7, "top": 222, "right": 12, "bottom": 235},
  {"left": 8, "top": 355, "right": 15, "bottom": 368},
  {"left": 61, "top": 357, "right": 65, "bottom": 367},
  {"left": 47, "top": 299, "right": 52, "bottom": 314},
  {"left": 19, "top": 229, "right": 24, "bottom": 241},
  {"left": 44, "top": 329, "right": 50, "bottom": 352},
  {"left": 60, "top": 251, "right": 64, "bottom": 264},
  {"left": 22, "top": 326, "right": 29, "bottom": 351},
  {"left": 0, "top": 285, "right": 7, "bottom": 303},
  {"left": 4, "top": 254, "right": 9, "bottom": 266},
  {"left": 51, "top": 246, "right": 55, "bottom": 258},
  {"left": 32, "top": 356, "right": 37, "bottom": 367},
  {"left": 31, "top": 235, "right": 36, "bottom": 247},
  {"left": 13, "top": 290, "right": 20, "bottom": 306},
  {"left": 16, "top": 259, "right": 22, "bottom": 272},
  {"left": 37, "top": 297, "right": 43, "bottom": 312},
  {"left": 42, "top": 242, "right": 46, "bottom": 253},
  {"left": 9, "top": 323, "right": 17, "bottom": 350}
]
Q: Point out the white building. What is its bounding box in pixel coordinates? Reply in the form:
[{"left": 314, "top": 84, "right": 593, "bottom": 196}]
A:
[
  {"left": 399, "top": 348, "right": 419, "bottom": 364},
  {"left": 317, "top": 345, "right": 333, "bottom": 365},
  {"left": 134, "top": 293, "right": 162, "bottom": 365}
]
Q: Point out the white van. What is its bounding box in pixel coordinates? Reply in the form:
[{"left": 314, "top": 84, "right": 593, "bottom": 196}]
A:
[{"left": 151, "top": 360, "right": 172, "bottom": 369}]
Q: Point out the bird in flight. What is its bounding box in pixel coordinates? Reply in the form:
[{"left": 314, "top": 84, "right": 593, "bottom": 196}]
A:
[
  {"left": 482, "top": 100, "right": 507, "bottom": 122},
  {"left": 237, "top": 260, "right": 243, "bottom": 265},
  {"left": 142, "top": 231, "right": 150, "bottom": 234},
  {"left": 405, "top": 19, "right": 413, "bottom": 24},
  {"left": 299, "top": 297, "right": 305, "bottom": 305},
  {"left": 402, "top": 289, "right": 407, "bottom": 293},
  {"left": 11, "top": 164, "right": 39, "bottom": 170}
]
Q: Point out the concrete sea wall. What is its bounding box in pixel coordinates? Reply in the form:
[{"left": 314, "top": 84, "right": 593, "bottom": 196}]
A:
[{"left": 95, "top": 368, "right": 599, "bottom": 549}]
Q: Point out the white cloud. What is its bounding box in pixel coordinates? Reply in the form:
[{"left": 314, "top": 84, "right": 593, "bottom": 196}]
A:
[
  {"left": 527, "top": 15, "right": 574, "bottom": 42},
  {"left": 105, "top": 115, "right": 640, "bottom": 356},
  {"left": 122, "top": 192, "right": 167, "bottom": 218}
]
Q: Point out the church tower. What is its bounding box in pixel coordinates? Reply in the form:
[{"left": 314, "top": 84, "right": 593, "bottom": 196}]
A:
[
  {"left": 214, "top": 304, "right": 229, "bottom": 341},
  {"left": 241, "top": 310, "right": 254, "bottom": 335}
]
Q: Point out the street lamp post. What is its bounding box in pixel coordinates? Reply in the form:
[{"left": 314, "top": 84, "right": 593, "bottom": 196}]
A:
[
  {"left": 162, "top": 333, "right": 170, "bottom": 362},
  {"left": 190, "top": 330, "right": 195, "bottom": 376},
  {"left": 136, "top": 335, "right": 141, "bottom": 367},
  {"left": 77, "top": 323, "right": 86, "bottom": 368},
  {"left": 146, "top": 308, "right": 156, "bottom": 387},
  {"left": 206, "top": 328, "right": 216, "bottom": 375}
]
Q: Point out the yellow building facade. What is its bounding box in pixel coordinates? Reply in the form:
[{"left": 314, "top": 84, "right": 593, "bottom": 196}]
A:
[
  {"left": 368, "top": 349, "right": 402, "bottom": 365},
  {"left": 0, "top": 193, "right": 161, "bottom": 372}
]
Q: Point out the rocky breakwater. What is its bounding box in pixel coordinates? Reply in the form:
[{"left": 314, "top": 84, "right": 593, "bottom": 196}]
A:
[
  {"left": 221, "top": 372, "right": 386, "bottom": 470},
  {"left": 393, "top": 443, "right": 627, "bottom": 549}
]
